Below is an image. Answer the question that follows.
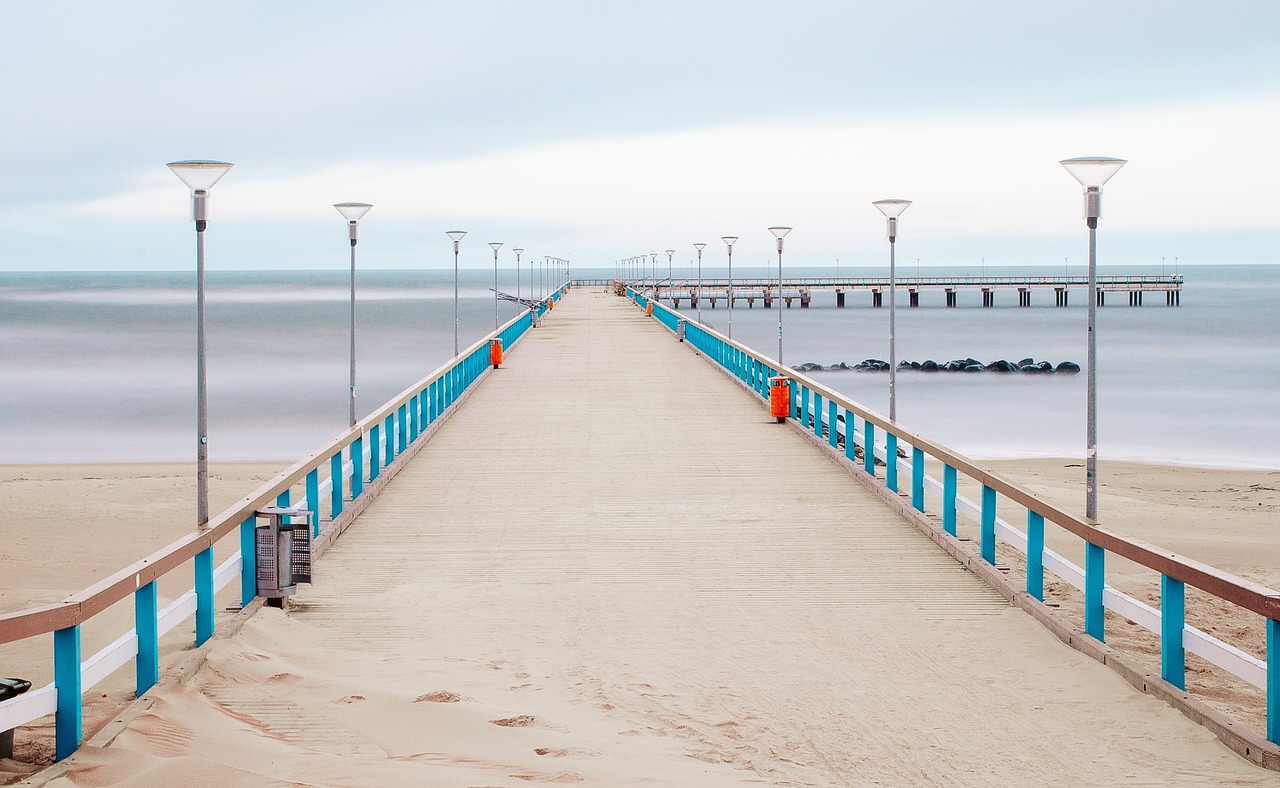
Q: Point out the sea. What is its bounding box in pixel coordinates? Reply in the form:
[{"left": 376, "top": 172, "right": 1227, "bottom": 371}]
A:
[{"left": 1, "top": 264, "right": 1276, "bottom": 469}]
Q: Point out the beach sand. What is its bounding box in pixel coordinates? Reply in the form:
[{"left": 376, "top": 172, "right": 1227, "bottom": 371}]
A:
[{"left": 3, "top": 458, "right": 1279, "bottom": 785}]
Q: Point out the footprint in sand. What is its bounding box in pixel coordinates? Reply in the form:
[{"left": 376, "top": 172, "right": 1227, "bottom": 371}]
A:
[
  {"left": 491, "top": 715, "right": 537, "bottom": 727},
  {"left": 333, "top": 695, "right": 365, "bottom": 704},
  {"left": 414, "top": 691, "right": 463, "bottom": 703}
]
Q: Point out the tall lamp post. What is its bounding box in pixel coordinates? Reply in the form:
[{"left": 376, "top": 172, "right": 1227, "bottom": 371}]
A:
[
  {"left": 1060, "top": 156, "right": 1126, "bottom": 523},
  {"left": 334, "top": 202, "right": 373, "bottom": 427},
  {"left": 446, "top": 231, "right": 467, "bottom": 355},
  {"left": 167, "top": 159, "right": 234, "bottom": 527},
  {"left": 665, "top": 249, "right": 675, "bottom": 281},
  {"left": 872, "top": 199, "right": 911, "bottom": 422},
  {"left": 513, "top": 248, "right": 524, "bottom": 301},
  {"left": 693, "top": 243, "right": 706, "bottom": 323},
  {"left": 768, "top": 227, "right": 791, "bottom": 367},
  {"left": 721, "top": 236, "right": 738, "bottom": 338},
  {"left": 489, "top": 242, "right": 503, "bottom": 329}
]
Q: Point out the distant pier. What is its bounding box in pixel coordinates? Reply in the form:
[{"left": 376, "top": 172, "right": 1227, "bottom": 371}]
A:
[{"left": 581, "top": 274, "right": 1183, "bottom": 308}]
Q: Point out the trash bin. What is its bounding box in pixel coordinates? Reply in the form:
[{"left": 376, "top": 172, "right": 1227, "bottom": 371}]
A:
[
  {"left": 489, "top": 338, "right": 503, "bottom": 368},
  {"left": 255, "top": 506, "right": 313, "bottom": 607},
  {"left": 769, "top": 376, "right": 791, "bottom": 423},
  {"left": 676, "top": 319, "right": 687, "bottom": 343},
  {"left": 0, "top": 678, "right": 31, "bottom": 758}
]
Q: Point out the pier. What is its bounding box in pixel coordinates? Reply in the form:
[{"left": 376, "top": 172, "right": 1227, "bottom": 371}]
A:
[
  {"left": 3, "top": 283, "right": 1277, "bottom": 784},
  {"left": 604, "top": 274, "right": 1184, "bottom": 308}
]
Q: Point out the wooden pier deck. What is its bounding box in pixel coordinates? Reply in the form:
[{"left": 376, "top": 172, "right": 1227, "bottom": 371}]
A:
[{"left": 46, "top": 290, "right": 1274, "bottom": 785}]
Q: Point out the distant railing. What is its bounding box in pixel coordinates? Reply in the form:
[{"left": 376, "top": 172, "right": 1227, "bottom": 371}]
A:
[
  {"left": 627, "top": 285, "right": 1279, "bottom": 758},
  {"left": 0, "top": 285, "right": 570, "bottom": 762},
  {"left": 624, "top": 274, "right": 1183, "bottom": 290}
]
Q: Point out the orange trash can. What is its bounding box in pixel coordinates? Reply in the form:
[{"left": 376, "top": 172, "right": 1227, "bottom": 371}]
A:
[
  {"left": 769, "top": 376, "right": 791, "bottom": 423},
  {"left": 645, "top": 302, "right": 653, "bottom": 316},
  {"left": 489, "top": 338, "right": 503, "bottom": 368}
]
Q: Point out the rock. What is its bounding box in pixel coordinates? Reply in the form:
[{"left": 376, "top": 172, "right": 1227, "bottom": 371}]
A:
[
  {"left": 987, "top": 360, "right": 1016, "bottom": 373},
  {"left": 792, "top": 362, "right": 824, "bottom": 372},
  {"left": 920, "top": 360, "right": 939, "bottom": 372},
  {"left": 963, "top": 364, "right": 984, "bottom": 372},
  {"left": 1018, "top": 357, "right": 1035, "bottom": 367},
  {"left": 1056, "top": 361, "right": 1081, "bottom": 374}
]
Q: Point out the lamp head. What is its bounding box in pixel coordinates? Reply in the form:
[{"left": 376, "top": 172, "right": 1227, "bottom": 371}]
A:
[
  {"left": 167, "top": 160, "right": 234, "bottom": 192},
  {"left": 693, "top": 243, "right": 706, "bottom": 253},
  {"left": 513, "top": 247, "right": 524, "bottom": 255},
  {"left": 489, "top": 242, "right": 503, "bottom": 252},
  {"left": 721, "top": 236, "right": 738, "bottom": 249},
  {"left": 334, "top": 202, "right": 373, "bottom": 222},
  {"left": 1059, "top": 157, "right": 1127, "bottom": 189},
  {"left": 446, "top": 231, "right": 467, "bottom": 242},
  {"left": 768, "top": 226, "right": 792, "bottom": 238},
  {"left": 871, "top": 200, "right": 911, "bottom": 219}
]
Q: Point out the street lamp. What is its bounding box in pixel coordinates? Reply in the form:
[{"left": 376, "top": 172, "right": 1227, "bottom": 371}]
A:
[
  {"left": 513, "top": 248, "right": 524, "bottom": 300},
  {"left": 768, "top": 227, "right": 791, "bottom": 367},
  {"left": 334, "top": 202, "right": 373, "bottom": 428},
  {"left": 721, "top": 236, "right": 738, "bottom": 338},
  {"left": 665, "top": 249, "right": 675, "bottom": 282},
  {"left": 696, "top": 243, "right": 706, "bottom": 323},
  {"left": 489, "top": 243, "right": 503, "bottom": 329},
  {"left": 1060, "top": 155, "right": 1126, "bottom": 523},
  {"left": 446, "top": 231, "right": 467, "bottom": 355},
  {"left": 872, "top": 199, "right": 911, "bottom": 422},
  {"left": 167, "top": 159, "right": 234, "bottom": 527}
]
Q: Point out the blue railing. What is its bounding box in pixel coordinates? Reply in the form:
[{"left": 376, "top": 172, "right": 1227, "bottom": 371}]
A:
[
  {"left": 628, "top": 286, "right": 1280, "bottom": 762},
  {"left": 0, "top": 285, "right": 568, "bottom": 762}
]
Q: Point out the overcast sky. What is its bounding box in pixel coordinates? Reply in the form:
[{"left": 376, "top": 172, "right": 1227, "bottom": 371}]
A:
[{"left": 3, "top": 1, "right": 1278, "bottom": 271}]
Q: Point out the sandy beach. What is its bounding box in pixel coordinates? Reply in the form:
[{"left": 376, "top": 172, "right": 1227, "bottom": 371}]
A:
[{"left": 3, "top": 456, "right": 1278, "bottom": 782}]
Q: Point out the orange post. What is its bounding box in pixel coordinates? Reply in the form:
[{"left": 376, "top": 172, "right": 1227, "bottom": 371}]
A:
[
  {"left": 645, "top": 302, "right": 653, "bottom": 316},
  {"left": 769, "top": 376, "right": 790, "bottom": 423},
  {"left": 489, "top": 338, "right": 503, "bottom": 368}
]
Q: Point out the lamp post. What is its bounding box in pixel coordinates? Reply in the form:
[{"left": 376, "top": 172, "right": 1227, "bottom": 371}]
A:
[
  {"left": 872, "top": 199, "right": 911, "bottom": 422},
  {"left": 768, "top": 227, "right": 791, "bottom": 367},
  {"left": 513, "top": 248, "right": 524, "bottom": 301},
  {"left": 334, "top": 202, "right": 373, "bottom": 427},
  {"left": 665, "top": 249, "right": 675, "bottom": 282},
  {"left": 1060, "top": 156, "right": 1127, "bottom": 522},
  {"left": 446, "top": 231, "right": 467, "bottom": 355},
  {"left": 167, "top": 159, "right": 234, "bottom": 527},
  {"left": 721, "top": 236, "right": 738, "bottom": 338},
  {"left": 489, "top": 243, "right": 503, "bottom": 329},
  {"left": 693, "top": 243, "right": 706, "bottom": 323}
]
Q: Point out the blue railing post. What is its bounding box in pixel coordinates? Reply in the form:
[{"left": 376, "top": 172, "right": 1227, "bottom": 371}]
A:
[
  {"left": 813, "top": 393, "right": 823, "bottom": 438},
  {"left": 1027, "top": 511, "right": 1045, "bottom": 601},
  {"left": 863, "top": 421, "right": 875, "bottom": 476},
  {"left": 195, "top": 547, "right": 214, "bottom": 645},
  {"left": 369, "top": 424, "right": 381, "bottom": 481},
  {"left": 1161, "top": 574, "right": 1186, "bottom": 690},
  {"left": 911, "top": 447, "right": 924, "bottom": 511},
  {"left": 844, "top": 410, "right": 857, "bottom": 462},
  {"left": 790, "top": 378, "right": 798, "bottom": 418},
  {"left": 306, "top": 469, "right": 320, "bottom": 538},
  {"left": 886, "top": 434, "right": 899, "bottom": 492},
  {"left": 54, "top": 625, "right": 82, "bottom": 761},
  {"left": 383, "top": 414, "right": 394, "bottom": 466},
  {"left": 1085, "top": 542, "right": 1105, "bottom": 641},
  {"left": 330, "top": 451, "right": 344, "bottom": 519},
  {"left": 828, "top": 401, "right": 838, "bottom": 449},
  {"left": 980, "top": 485, "right": 996, "bottom": 564},
  {"left": 134, "top": 580, "right": 159, "bottom": 696},
  {"left": 239, "top": 515, "right": 257, "bottom": 607},
  {"left": 396, "top": 404, "right": 407, "bottom": 454},
  {"left": 352, "top": 435, "right": 364, "bottom": 499},
  {"left": 408, "top": 394, "right": 419, "bottom": 442},
  {"left": 943, "top": 464, "right": 957, "bottom": 536},
  {"left": 1269, "top": 618, "right": 1280, "bottom": 743}
]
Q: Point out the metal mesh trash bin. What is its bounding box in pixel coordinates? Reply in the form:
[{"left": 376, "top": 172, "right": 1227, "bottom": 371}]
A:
[{"left": 255, "top": 506, "right": 313, "bottom": 606}]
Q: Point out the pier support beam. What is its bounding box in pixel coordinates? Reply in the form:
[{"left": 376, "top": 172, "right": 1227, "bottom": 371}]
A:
[
  {"left": 836, "top": 290, "right": 845, "bottom": 308},
  {"left": 909, "top": 290, "right": 919, "bottom": 308},
  {"left": 872, "top": 290, "right": 883, "bottom": 308},
  {"left": 1056, "top": 287, "right": 1068, "bottom": 307},
  {"left": 1018, "top": 288, "right": 1031, "bottom": 307},
  {"left": 800, "top": 290, "right": 811, "bottom": 308},
  {"left": 945, "top": 289, "right": 956, "bottom": 308},
  {"left": 982, "top": 288, "right": 994, "bottom": 308}
]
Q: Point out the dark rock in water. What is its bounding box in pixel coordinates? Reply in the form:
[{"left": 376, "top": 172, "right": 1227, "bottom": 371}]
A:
[
  {"left": 945, "top": 360, "right": 967, "bottom": 372},
  {"left": 897, "top": 361, "right": 912, "bottom": 370},
  {"left": 910, "top": 361, "right": 921, "bottom": 370},
  {"left": 920, "top": 360, "right": 939, "bottom": 372},
  {"left": 834, "top": 362, "right": 853, "bottom": 370},
  {"left": 793, "top": 362, "right": 824, "bottom": 372},
  {"left": 1037, "top": 361, "right": 1053, "bottom": 372},
  {"left": 1021, "top": 363, "right": 1045, "bottom": 374},
  {"left": 987, "top": 360, "right": 1017, "bottom": 373},
  {"left": 963, "top": 364, "right": 984, "bottom": 372},
  {"left": 1056, "top": 361, "right": 1081, "bottom": 374},
  {"left": 1018, "top": 357, "right": 1035, "bottom": 367}
]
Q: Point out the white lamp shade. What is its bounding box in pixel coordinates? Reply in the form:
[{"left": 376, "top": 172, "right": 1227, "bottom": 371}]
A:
[
  {"left": 333, "top": 202, "right": 373, "bottom": 222},
  {"left": 1059, "top": 157, "right": 1127, "bottom": 188},
  {"left": 167, "top": 160, "right": 234, "bottom": 192},
  {"left": 489, "top": 242, "right": 503, "bottom": 251},
  {"left": 665, "top": 249, "right": 676, "bottom": 255},
  {"left": 768, "top": 226, "right": 793, "bottom": 238},
  {"left": 721, "top": 236, "right": 739, "bottom": 246},
  {"left": 446, "top": 231, "right": 467, "bottom": 242},
  {"left": 693, "top": 243, "right": 706, "bottom": 251},
  {"left": 871, "top": 200, "right": 911, "bottom": 218},
  {"left": 513, "top": 247, "right": 524, "bottom": 254}
]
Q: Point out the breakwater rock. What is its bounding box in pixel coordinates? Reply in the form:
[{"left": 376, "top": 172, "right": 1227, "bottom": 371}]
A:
[{"left": 792, "top": 357, "right": 1080, "bottom": 375}]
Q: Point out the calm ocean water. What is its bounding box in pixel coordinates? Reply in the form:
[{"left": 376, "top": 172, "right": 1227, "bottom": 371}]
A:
[{"left": 1, "top": 265, "right": 1276, "bottom": 468}]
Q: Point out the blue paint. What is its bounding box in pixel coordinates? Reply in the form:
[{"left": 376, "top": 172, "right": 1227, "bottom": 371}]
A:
[
  {"left": 845, "top": 410, "right": 857, "bottom": 462},
  {"left": 1161, "top": 574, "right": 1186, "bottom": 690},
  {"left": 911, "top": 447, "right": 925, "bottom": 512},
  {"left": 813, "top": 393, "right": 823, "bottom": 438},
  {"left": 408, "top": 393, "right": 419, "bottom": 442},
  {"left": 306, "top": 469, "right": 320, "bottom": 538},
  {"left": 352, "top": 436, "right": 364, "bottom": 499},
  {"left": 369, "top": 425, "right": 381, "bottom": 481},
  {"left": 396, "top": 404, "right": 407, "bottom": 454},
  {"left": 1026, "top": 511, "right": 1045, "bottom": 601},
  {"left": 195, "top": 546, "right": 214, "bottom": 645},
  {"left": 1269, "top": 618, "right": 1280, "bottom": 743},
  {"left": 863, "top": 421, "right": 875, "bottom": 476},
  {"left": 54, "top": 625, "right": 82, "bottom": 761},
  {"left": 330, "top": 452, "right": 344, "bottom": 519},
  {"left": 943, "top": 464, "right": 957, "bottom": 536},
  {"left": 790, "top": 377, "right": 798, "bottom": 418},
  {"left": 383, "top": 414, "right": 394, "bottom": 466},
  {"left": 134, "top": 580, "right": 159, "bottom": 695},
  {"left": 980, "top": 485, "right": 996, "bottom": 564},
  {"left": 1085, "top": 542, "right": 1105, "bottom": 642},
  {"left": 239, "top": 515, "right": 257, "bottom": 606},
  {"left": 886, "top": 434, "right": 898, "bottom": 492},
  {"left": 800, "top": 387, "right": 809, "bottom": 429},
  {"left": 828, "top": 401, "right": 838, "bottom": 448}
]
